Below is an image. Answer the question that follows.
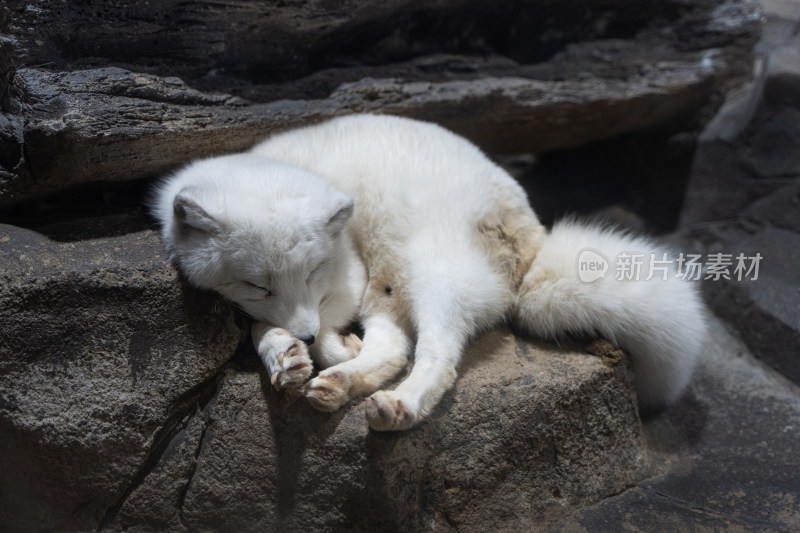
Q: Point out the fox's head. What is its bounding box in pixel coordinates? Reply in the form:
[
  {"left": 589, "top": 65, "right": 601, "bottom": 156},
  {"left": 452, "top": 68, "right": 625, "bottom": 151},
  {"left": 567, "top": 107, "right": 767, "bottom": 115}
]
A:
[{"left": 154, "top": 154, "right": 354, "bottom": 344}]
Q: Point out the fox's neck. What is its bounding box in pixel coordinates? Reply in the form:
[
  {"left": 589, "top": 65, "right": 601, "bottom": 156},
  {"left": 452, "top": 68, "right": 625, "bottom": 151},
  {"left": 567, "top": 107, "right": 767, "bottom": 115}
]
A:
[{"left": 319, "top": 232, "right": 367, "bottom": 329}]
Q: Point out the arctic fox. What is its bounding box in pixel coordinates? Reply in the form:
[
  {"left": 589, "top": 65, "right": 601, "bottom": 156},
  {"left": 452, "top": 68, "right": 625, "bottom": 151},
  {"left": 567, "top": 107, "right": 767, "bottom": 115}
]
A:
[{"left": 153, "top": 114, "right": 706, "bottom": 431}]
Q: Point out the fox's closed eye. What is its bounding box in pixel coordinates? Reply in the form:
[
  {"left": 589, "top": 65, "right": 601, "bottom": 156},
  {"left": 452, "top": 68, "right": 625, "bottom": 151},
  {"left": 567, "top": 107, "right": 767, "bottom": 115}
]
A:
[{"left": 244, "top": 281, "right": 272, "bottom": 297}]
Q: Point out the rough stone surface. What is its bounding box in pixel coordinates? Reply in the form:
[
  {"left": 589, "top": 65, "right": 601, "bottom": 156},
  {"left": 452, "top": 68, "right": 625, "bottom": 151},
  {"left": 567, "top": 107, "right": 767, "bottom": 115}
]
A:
[
  {"left": 0, "top": 215, "right": 644, "bottom": 532},
  {"left": 115, "top": 407, "right": 209, "bottom": 531},
  {"left": 0, "top": 222, "right": 246, "bottom": 531},
  {"left": 698, "top": 226, "right": 800, "bottom": 384},
  {"left": 0, "top": 0, "right": 761, "bottom": 204},
  {"left": 2, "top": 62, "right": 725, "bottom": 203},
  {"left": 759, "top": 0, "right": 800, "bottom": 107},
  {"left": 2, "top": 0, "right": 760, "bottom": 94},
  {"left": 606, "top": 6, "right": 800, "bottom": 527},
  {"left": 108, "top": 331, "right": 643, "bottom": 532},
  {"left": 679, "top": 1, "right": 800, "bottom": 387},
  {"left": 553, "top": 317, "right": 800, "bottom": 532}
]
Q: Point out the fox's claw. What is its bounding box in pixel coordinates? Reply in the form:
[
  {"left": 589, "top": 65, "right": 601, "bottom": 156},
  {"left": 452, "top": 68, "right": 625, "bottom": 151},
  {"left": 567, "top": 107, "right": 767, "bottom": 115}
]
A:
[
  {"left": 270, "top": 342, "right": 313, "bottom": 390},
  {"left": 304, "top": 370, "right": 352, "bottom": 411}
]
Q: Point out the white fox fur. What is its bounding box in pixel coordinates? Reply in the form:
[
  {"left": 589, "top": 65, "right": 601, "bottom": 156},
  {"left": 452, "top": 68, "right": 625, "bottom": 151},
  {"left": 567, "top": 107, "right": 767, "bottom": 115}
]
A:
[{"left": 153, "top": 114, "right": 706, "bottom": 431}]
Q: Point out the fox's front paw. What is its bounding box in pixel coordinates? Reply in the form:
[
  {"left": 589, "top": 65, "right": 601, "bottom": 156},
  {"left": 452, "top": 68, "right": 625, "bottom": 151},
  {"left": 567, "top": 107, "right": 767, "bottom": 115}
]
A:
[
  {"left": 365, "top": 391, "right": 417, "bottom": 431},
  {"left": 304, "top": 370, "right": 352, "bottom": 412},
  {"left": 269, "top": 341, "right": 313, "bottom": 390},
  {"left": 341, "top": 332, "right": 363, "bottom": 358}
]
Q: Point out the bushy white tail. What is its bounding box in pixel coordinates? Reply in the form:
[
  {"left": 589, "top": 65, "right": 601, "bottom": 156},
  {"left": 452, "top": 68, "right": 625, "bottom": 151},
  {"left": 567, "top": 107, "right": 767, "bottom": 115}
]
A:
[{"left": 513, "top": 220, "right": 706, "bottom": 408}]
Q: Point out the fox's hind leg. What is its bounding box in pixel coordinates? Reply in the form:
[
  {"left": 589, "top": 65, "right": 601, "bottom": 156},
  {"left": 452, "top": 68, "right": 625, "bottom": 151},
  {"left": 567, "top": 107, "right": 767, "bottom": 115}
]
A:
[
  {"left": 304, "top": 314, "right": 411, "bottom": 412},
  {"left": 364, "top": 239, "right": 508, "bottom": 431}
]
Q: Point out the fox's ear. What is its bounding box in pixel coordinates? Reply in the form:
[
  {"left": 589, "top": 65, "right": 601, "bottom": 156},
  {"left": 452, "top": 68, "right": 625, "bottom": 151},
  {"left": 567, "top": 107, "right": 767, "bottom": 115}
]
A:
[
  {"left": 173, "top": 191, "right": 223, "bottom": 235},
  {"left": 326, "top": 195, "right": 354, "bottom": 234}
]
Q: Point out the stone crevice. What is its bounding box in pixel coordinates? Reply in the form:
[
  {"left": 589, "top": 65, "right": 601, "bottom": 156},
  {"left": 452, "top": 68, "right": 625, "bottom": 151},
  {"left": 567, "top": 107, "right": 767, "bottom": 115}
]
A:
[
  {"left": 97, "top": 370, "right": 225, "bottom": 531},
  {"left": 177, "top": 405, "right": 212, "bottom": 531},
  {"left": 642, "top": 486, "right": 783, "bottom": 528}
]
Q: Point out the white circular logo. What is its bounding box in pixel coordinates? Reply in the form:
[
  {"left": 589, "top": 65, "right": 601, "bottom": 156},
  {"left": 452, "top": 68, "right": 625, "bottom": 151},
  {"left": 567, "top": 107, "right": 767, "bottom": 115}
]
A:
[{"left": 578, "top": 249, "right": 608, "bottom": 282}]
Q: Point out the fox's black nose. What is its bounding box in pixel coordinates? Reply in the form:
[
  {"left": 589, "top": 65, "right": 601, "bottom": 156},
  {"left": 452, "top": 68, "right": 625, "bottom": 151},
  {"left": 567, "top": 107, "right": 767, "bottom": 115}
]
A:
[{"left": 300, "top": 335, "right": 316, "bottom": 347}]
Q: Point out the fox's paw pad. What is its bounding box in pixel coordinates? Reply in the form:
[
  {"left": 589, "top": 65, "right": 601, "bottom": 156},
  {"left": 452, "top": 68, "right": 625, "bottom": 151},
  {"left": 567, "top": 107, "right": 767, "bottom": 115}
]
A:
[
  {"left": 339, "top": 332, "right": 363, "bottom": 360},
  {"left": 365, "top": 391, "right": 416, "bottom": 431},
  {"left": 304, "top": 370, "right": 352, "bottom": 412},
  {"left": 270, "top": 342, "right": 313, "bottom": 391}
]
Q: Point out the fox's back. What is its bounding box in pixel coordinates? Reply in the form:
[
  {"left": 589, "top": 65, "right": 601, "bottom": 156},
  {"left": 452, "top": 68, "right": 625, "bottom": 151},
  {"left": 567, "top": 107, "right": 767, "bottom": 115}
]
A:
[{"left": 250, "top": 114, "right": 540, "bottom": 272}]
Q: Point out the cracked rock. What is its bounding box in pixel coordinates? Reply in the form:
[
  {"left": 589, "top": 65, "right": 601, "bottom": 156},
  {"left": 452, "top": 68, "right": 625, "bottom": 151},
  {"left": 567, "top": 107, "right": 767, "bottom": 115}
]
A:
[
  {"left": 111, "top": 404, "right": 211, "bottom": 532},
  {"left": 129, "top": 332, "right": 644, "bottom": 532},
  {"left": 1, "top": 243, "right": 642, "bottom": 532},
  {"left": 0, "top": 223, "right": 246, "bottom": 531}
]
